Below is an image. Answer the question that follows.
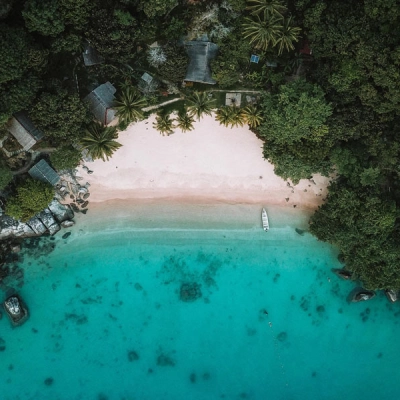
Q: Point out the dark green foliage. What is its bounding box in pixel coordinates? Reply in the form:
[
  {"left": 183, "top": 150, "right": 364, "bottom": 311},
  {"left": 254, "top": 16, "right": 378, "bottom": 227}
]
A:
[
  {"left": 136, "top": 0, "right": 178, "bottom": 18},
  {"left": 0, "top": 25, "right": 32, "bottom": 84},
  {"left": 257, "top": 79, "right": 333, "bottom": 183},
  {"left": 5, "top": 178, "right": 55, "bottom": 222},
  {"left": 86, "top": 8, "right": 138, "bottom": 61},
  {"left": 211, "top": 25, "right": 252, "bottom": 88},
  {"left": 158, "top": 44, "right": 189, "bottom": 84},
  {"left": 23, "top": 0, "right": 65, "bottom": 37},
  {"left": 0, "top": 165, "right": 13, "bottom": 190},
  {"left": 31, "top": 89, "right": 90, "bottom": 142},
  {"left": 301, "top": 0, "right": 400, "bottom": 114},
  {"left": 0, "top": 73, "right": 42, "bottom": 125},
  {"left": 50, "top": 146, "right": 82, "bottom": 171},
  {"left": 162, "top": 17, "right": 187, "bottom": 41},
  {"left": 310, "top": 181, "right": 400, "bottom": 289}
]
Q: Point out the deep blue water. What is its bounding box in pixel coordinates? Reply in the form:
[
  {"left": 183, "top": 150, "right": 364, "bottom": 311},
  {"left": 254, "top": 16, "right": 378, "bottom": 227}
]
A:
[{"left": 1, "top": 204, "right": 399, "bottom": 400}]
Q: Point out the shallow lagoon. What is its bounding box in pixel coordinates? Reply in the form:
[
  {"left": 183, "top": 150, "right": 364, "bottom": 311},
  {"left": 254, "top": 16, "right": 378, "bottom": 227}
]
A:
[{"left": 1, "top": 204, "right": 399, "bottom": 400}]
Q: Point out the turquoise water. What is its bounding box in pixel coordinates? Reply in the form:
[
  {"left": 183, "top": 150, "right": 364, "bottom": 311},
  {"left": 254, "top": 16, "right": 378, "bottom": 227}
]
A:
[{"left": 1, "top": 204, "right": 400, "bottom": 400}]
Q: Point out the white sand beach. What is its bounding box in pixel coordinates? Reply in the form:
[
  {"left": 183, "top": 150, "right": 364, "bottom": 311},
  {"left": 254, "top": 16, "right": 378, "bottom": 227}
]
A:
[{"left": 78, "top": 114, "right": 329, "bottom": 210}]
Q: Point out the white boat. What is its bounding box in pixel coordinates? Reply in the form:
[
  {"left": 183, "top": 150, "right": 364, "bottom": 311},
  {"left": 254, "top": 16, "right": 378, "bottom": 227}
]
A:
[{"left": 262, "top": 208, "right": 269, "bottom": 231}]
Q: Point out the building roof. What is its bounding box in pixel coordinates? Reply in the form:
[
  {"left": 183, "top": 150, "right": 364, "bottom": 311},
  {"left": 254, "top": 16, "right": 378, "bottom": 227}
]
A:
[
  {"left": 7, "top": 111, "right": 44, "bottom": 151},
  {"left": 184, "top": 41, "right": 218, "bottom": 85},
  {"left": 84, "top": 82, "right": 117, "bottom": 125},
  {"left": 82, "top": 42, "right": 104, "bottom": 66},
  {"left": 28, "top": 159, "right": 60, "bottom": 186}
]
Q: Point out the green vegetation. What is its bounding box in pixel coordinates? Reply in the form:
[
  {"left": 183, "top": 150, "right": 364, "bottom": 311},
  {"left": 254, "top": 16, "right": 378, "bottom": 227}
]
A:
[
  {"left": 50, "top": 146, "right": 82, "bottom": 171},
  {"left": 80, "top": 123, "right": 122, "bottom": 162},
  {"left": 258, "top": 79, "right": 332, "bottom": 183},
  {"left": 114, "top": 88, "right": 147, "bottom": 125},
  {"left": 175, "top": 111, "right": 195, "bottom": 133},
  {"left": 186, "top": 92, "right": 215, "bottom": 120},
  {"left": 0, "top": 165, "right": 13, "bottom": 190},
  {"left": 0, "top": 0, "right": 399, "bottom": 289},
  {"left": 153, "top": 112, "right": 175, "bottom": 136},
  {"left": 5, "top": 178, "right": 54, "bottom": 222}
]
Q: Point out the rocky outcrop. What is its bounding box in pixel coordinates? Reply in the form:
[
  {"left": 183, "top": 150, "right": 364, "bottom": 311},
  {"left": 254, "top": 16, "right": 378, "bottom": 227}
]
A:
[
  {"left": 332, "top": 268, "right": 353, "bottom": 280},
  {"left": 348, "top": 287, "right": 376, "bottom": 303},
  {"left": 0, "top": 216, "right": 36, "bottom": 240},
  {"left": 385, "top": 289, "right": 398, "bottom": 303},
  {"left": 26, "top": 216, "right": 47, "bottom": 235},
  {"left": 48, "top": 200, "right": 74, "bottom": 223},
  {"left": 0, "top": 200, "right": 75, "bottom": 240},
  {"left": 37, "top": 209, "right": 60, "bottom": 235}
]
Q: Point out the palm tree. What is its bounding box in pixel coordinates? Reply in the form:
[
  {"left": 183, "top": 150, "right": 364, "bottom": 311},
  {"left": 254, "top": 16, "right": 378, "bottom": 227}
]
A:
[
  {"left": 175, "top": 110, "right": 195, "bottom": 132},
  {"left": 215, "top": 107, "right": 245, "bottom": 128},
  {"left": 186, "top": 92, "right": 215, "bottom": 120},
  {"left": 153, "top": 112, "right": 175, "bottom": 136},
  {"left": 242, "top": 15, "right": 283, "bottom": 51},
  {"left": 246, "top": 0, "right": 287, "bottom": 19},
  {"left": 215, "top": 107, "right": 233, "bottom": 127},
  {"left": 80, "top": 122, "right": 122, "bottom": 162},
  {"left": 114, "top": 87, "right": 147, "bottom": 124},
  {"left": 274, "top": 17, "right": 301, "bottom": 55},
  {"left": 241, "top": 105, "right": 263, "bottom": 129},
  {"left": 229, "top": 107, "right": 245, "bottom": 128}
]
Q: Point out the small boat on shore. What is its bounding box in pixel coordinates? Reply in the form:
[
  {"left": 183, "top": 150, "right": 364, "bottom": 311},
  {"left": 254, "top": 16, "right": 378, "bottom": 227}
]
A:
[
  {"left": 3, "top": 294, "right": 29, "bottom": 326},
  {"left": 262, "top": 208, "right": 269, "bottom": 232}
]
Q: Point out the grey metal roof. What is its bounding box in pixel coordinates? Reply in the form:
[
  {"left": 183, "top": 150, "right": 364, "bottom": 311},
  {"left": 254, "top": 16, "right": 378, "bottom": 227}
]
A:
[
  {"left": 82, "top": 42, "right": 104, "bottom": 66},
  {"left": 184, "top": 41, "right": 218, "bottom": 85},
  {"left": 7, "top": 111, "right": 44, "bottom": 151},
  {"left": 84, "top": 82, "right": 117, "bottom": 125},
  {"left": 28, "top": 159, "right": 60, "bottom": 186}
]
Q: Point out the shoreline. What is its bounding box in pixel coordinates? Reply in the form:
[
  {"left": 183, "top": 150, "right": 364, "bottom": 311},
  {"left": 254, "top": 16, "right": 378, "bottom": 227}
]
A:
[{"left": 77, "top": 114, "right": 330, "bottom": 211}]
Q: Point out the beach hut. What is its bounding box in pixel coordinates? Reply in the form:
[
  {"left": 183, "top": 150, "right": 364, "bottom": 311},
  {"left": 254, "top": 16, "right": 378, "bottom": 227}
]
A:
[
  {"left": 184, "top": 40, "right": 218, "bottom": 85},
  {"left": 28, "top": 159, "right": 60, "bottom": 186},
  {"left": 6, "top": 111, "right": 44, "bottom": 151},
  {"left": 84, "top": 82, "right": 117, "bottom": 125}
]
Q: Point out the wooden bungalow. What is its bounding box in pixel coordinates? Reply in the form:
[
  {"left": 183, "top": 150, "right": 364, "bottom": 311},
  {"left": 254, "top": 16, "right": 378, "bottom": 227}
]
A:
[
  {"left": 28, "top": 159, "right": 60, "bottom": 186},
  {"left": 84, "top": 82, "right": 117, "bottom": 125},
  {"left": 6, "top": 111, "right": 44, "bottom": 151}
]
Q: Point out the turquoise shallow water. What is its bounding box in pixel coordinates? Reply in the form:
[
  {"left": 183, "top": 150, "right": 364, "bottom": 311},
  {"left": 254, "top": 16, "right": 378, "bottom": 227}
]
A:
[{"left": 1, "top": 203, "right": 400, "bottom": 400}]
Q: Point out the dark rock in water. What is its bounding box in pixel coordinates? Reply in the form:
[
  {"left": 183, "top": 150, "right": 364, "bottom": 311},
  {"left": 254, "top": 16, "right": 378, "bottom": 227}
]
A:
[
  {"left": 180, "top": 282, "right": 202, "bottom": 302},
  {"left": 348, "top": 287, "right": 376, "bottom": 303},
  {"left": 3, "top": 293, "right": 29, "bottom": 326},
  {"left": 190, "top": 373, "right": 196, "bottom": 383},
  {"left": 295, "top": 228, "right": 305, "bottom": 235},
  {"left": 127, "top": 350, "right": 139, "bottom": 362},
  {"left": 277, "top": 332, "right": 287, "bottom": 342},
  {"left": 157, "top": 354, "right": 175, "bottom": 366},
  {"left": 81, "top": 209, "right": 88, "bottom": 214},
  {"left": 0, "top": 337, "right": 5, "bottom": 351},
  {"left": 61, "top": 220, "right": 75, "bottom": 228},
  {"left": 62, "top": 232, "right": 71, "bottom": 240},
  {"left": 385, "top": 289, "right": 398, "bottom": 303},
  {"left": 81, "top": 201, "right": 89, "bottom": 208},
  {"left": 44, "top": 377, "right": 54, "bottom": 386},
  {"left": 332, "top": 268, "right": 353, "bottom": 280},
  {"left": 70, "top": 203, "right": 79, "bottom": 213}
]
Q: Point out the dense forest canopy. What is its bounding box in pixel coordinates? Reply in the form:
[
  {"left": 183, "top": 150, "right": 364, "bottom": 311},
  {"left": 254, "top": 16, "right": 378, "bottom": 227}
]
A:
[{"left": 0, "top": 0, "right": 399, "bottom": 290}]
